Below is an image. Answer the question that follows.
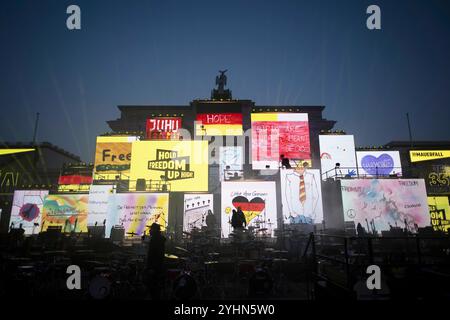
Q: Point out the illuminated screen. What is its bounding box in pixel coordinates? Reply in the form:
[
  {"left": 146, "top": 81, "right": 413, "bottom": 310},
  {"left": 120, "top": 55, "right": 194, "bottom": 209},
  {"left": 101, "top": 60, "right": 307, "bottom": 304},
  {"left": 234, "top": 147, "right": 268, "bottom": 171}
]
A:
[
  {"left": 219, "top": 146, "right": 243, "bottom": 181},
  {"left": 93, "top": 136, "right": 139, "bottom": 180},
  {"left": 106, "top": 193, "right": 169, "bottom": 237},
  {"left": 423, "top": 164, "right": 450, "bottom": 195},
  {"left": 428, "top": 196, "right": 450, "bottom": 233},
  {"left": 410, "top": 150, "right": 450, "bottom": 162},
  {"left": 87, "top": 185, "right": 115, "bottom": 226},
  {"left": 42, "top": 194, "right": 89, "bottom": 233},
  {"left": 356, "top": 151, "right": 402, "bottom": 177},
  {"left": 221, "top": 181, "right": 277, "bottom": 238},
  {"left": 251, "top": 113, "right": 310, "bottom": 170},
  {"left": 146, "top": 117, "right": 182, "bottom": 140},
  {"left": 196, "top": 113, "right": 243, "bottom": 136},
  {"left": 341, "top": 179, "right": 430, "bottom": 233},
  {"left": 281, "top": 168, "right": 323, "bottom": 225},
  {"left": 10, "top": 190, "right": 49, "bottom": 235},
  {"left": 129, "top": 140, "right": 208, "bottom": 192},
  {"left": 319, "top": 135, "right": 357, "bottom": 180},
  {"left": 58, "top": 175, "right": 93, "bottom": 185},
  {"left": 183, "top": 193, "right": 213, "bottom": 232}
]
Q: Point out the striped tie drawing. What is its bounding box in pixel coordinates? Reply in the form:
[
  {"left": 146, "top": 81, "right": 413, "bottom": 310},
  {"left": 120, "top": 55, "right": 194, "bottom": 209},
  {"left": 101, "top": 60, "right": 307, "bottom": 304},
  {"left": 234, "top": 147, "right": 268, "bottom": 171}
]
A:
[{"left": 299, "top": 174, "right": 306, "bottom": 204}]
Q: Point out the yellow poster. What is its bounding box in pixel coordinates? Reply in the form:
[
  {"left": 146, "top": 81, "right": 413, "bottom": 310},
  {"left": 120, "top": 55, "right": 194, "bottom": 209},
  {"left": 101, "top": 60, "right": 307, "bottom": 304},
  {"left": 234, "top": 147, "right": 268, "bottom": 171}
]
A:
[
  {"left": 410, "top": 150, "right": 450, "bottom": 162},
  {"left": 93, "top": 136, "right": 139, "bottom": 180},
  {"left": 428, "top": 196, "right": 450, "bottom": 232},
  {"left": 129, "top": 140, "right": 208, "bottom": 192}
]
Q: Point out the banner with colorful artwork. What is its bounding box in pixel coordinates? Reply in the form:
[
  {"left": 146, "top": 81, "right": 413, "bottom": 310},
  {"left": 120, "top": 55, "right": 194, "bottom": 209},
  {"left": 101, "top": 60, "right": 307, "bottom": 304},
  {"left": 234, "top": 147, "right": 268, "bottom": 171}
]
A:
[
  {"left": 10, "top": 190, "right": 49, "bottom": 234},
  {"left": 280, "top": 168, "right": 323, "bottom": 225},
  {"left": 106, "top": 193, "right": 169, "bottom": 238},
  {"left": 221, "top": 181, "right": 277, "bottom": 238},
  {"left": 428, "top": 196, "right": 450, "bottom": 232},
  {"left": 42, "top": 194, "right": 89, "bottom": 233},
  {"left": 341, "top": 179, "right": 430, "bottom": 233},
  {"left": 251, "top": 113, "right": 310, "bottom": 170},
  {"left": 183, "top": 193, "right": 214, "bottom": 232}
]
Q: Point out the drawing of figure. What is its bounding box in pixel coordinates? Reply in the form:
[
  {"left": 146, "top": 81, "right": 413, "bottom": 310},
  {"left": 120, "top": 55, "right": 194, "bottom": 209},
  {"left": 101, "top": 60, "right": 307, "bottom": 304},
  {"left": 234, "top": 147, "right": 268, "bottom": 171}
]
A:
[{"left": 283, "top": 162, "right": 319, "bottom": 224}]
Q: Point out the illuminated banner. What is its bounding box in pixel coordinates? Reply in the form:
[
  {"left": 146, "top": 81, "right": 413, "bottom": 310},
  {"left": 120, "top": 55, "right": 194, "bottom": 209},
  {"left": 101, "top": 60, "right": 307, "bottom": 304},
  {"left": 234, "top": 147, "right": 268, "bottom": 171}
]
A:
[
  {"left": 42, "top": 194, "right": 89, "bottom": 233},
  {"left": 0, "top": 148, "right": 35, "bottom": 156},
  {"left": 356, "top": 151, "right": 402, "bottom": 177},
  {"left": 106, "top": 193, "right": 169, "bottom": 237},
  {"left": 219, "top": 146, "right": 243, "bottom": 181},
  {"left": 410, "top": 150, "right": 450, "bottom": 162},
  {"left": 196, "top": 113, "right": 243, "bottom": 136},
  {"left": 281, "top": 168, "right": 323, "bottom": 225},
  {"left": 94, "top": 136, "right": 139, "bottom": 180},
  {"left": 221, "top": 181, "right": 277, "bottom": 238},
  {"left": 341, "top": 179, "right": 430, "bottom": 233},
  {"left": 87, "top": 185, "right": 115, "bottom": 226},
  {"left": 129, "top": 141, "right": 208, "bottom": 192},
  {"left": 183, "top": 193, "right": 213, "bottom": 232},
  {"left": 58, "top": 175, "right": 93, "bottom": 185},
  {"left": 146, "top": 117, "right": 182, "bottom": 140},
  {"left": 251, "top": 113, "right": 310, "bottom": 170},
  {"left": 428, "top": 196, "right": 450, "bottom": 233},
  {"left": 10, "top": 190, "right": 49, "bottom": 235},
  {"left": 319, "top": 135, "right": 357, "bottom": 180}
]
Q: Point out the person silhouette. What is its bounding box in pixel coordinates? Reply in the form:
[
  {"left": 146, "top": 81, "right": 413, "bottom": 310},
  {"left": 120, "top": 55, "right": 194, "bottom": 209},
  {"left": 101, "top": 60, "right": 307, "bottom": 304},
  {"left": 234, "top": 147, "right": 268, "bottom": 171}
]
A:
[{"left": 146, "top": 223, "right": 166, "bottom": 300}]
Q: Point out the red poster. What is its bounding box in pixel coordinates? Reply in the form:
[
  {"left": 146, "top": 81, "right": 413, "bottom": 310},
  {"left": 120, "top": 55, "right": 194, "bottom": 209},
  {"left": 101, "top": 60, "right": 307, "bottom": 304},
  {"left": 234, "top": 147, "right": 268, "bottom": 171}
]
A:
[
  {"left": 58, "top": 175, "right": 93, "bottom": 185},
  {"left": 146, "top": 117, "right": 182, "bottom": 139},
  {"left": 252, "top": 121, "right": 310, "bottom": 161}
]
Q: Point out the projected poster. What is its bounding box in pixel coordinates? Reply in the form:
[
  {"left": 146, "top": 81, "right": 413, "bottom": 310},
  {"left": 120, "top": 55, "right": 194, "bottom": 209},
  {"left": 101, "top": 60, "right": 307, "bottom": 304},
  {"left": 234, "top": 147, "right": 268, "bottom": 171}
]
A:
[
  {"left": 196, "top": 113, "right": 243, "bottom": 136},
  {"left": 42, "top": 194, "right": 89, "bottom": 233},
  {"left": 93, "top": 136, "right": 139, "bottom": 180},
  {"left": 341, "top": 179, "right": 430, "bottom": 233},
  {"left": 281, "top": 168, "right": 323, "bottom": 224},
  {"left": 10, "top": 190, "right": 49, "bottom": 234},
  {"left": 87, "top": 185, "right": 116, "bottom": 226},
  {"left": 183, "top": 194, "right": 213, "bottom": 232},
  {"left": 251, "top": 113, "right": 310, "bottom": 169},
  {"left": 221, "top": 181, "right": 277, "bottom": 238},
  {"left": 428, "top": 196, "right": 450, "bottom": 232},
  {"left": 219, "top": 146, "right": 244, "bottom": 181},
  {"left": 106, "top": 193, "right": 169, "bottom": 237},
  {"left": 356, "top": 151, "right": 402, "bottom": 177},
  {"left": 319, "top": 135, "right": 357, "bottom": 180},
  {"left": 129, "top": 140, "right": 208, "bottom": 192}
]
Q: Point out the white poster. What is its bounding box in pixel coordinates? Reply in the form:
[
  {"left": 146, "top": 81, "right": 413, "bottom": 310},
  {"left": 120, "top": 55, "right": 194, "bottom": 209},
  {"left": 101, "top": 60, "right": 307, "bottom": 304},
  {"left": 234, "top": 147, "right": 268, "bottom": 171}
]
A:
[
  {"left": 221, "top": 181, "right": 277, "bottom": 238},
  {"left": 281, "top": 168, "right": 323, "bottom": 224},
  {"left": 356, "top": 151, "right": 402, "bottom": 177},
  {"left": 87, "top": 185, "right": 116, "bottom": 227},
  {"left": 319, "top": 135, "right": 357, "bottom": 180},
  {"left": 10, "top": 190, "right": 49, "bottom": 235},
  {"left": 219, "top": 146, "right": 243, "bottom": 181},
  {"left": 183, "top": 193, "right": 214, "bottom": 232}
]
